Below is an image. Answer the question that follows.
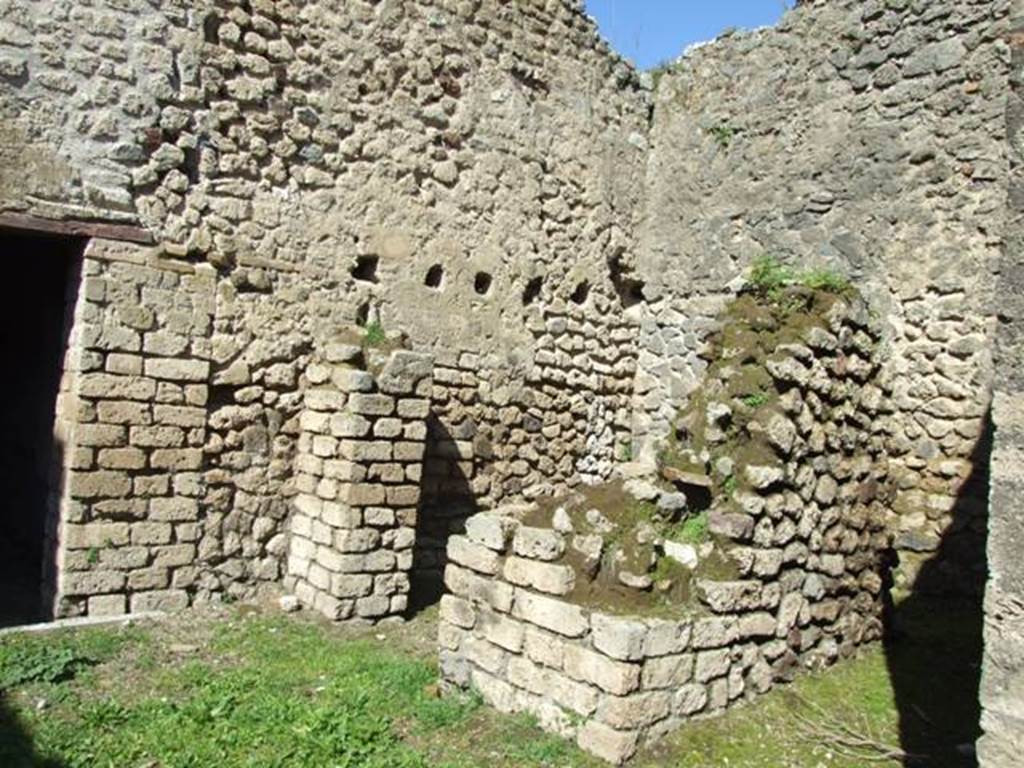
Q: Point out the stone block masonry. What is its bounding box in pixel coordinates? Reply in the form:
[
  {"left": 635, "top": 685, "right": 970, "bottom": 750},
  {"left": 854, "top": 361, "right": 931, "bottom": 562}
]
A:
[
  {"left": 415, "top": 299, "right": 639, "bottom": 593},
  {"left": 285, "top": 344, "right": 433, "bottom": 622},
  {"left": 979, "top": 3, "right": 1024, "bottom": 764},
  {"left": 439, "top": 294, "right": 892, "bottom": 763},
  {"left": 56, "top": 239, "right": 215, "bottom": 618},
  {"left": 440, "top": 491, "right": 887, "bottom": 764},
  {"left": 637, "top": 0, "right": 1008, "bottom": 596},
  {"left": 2, "top": 0, "right": 651, "bottom": 622}
]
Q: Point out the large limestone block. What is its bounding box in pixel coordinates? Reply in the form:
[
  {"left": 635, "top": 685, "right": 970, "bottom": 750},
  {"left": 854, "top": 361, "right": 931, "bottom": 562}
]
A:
[
  {"left": 512, "top": 589, "right": 588, "bottom": 637},
  {"left": 378, "top": 351, "right": 433, "bottom": 395},
  {"left": 596, "top": 691, "right": 672, "bottom": 729},
  {"left": 562, "top": 645, "right": 641, "bottom": 695},
  {"left": 591, "top": 613, "right": 649, "bottom": 661},
  {"left": 445, "top": 564, "right": 515, "bottom": 612},
  {"left": 577, "top": 720, "right": 640, "bottom": 765},
  {"left": 503, "top": 556, "right": 575, "bottom": 596},
  {"left": 465, "top": 513, "right": 518, "bottom": 552}
]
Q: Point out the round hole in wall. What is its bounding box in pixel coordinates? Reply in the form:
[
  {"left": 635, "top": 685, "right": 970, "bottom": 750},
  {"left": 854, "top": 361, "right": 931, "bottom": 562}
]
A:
[
  {"left": 474, "top": 272, "right": 493, "bottom": 296},
  {"left": 352, "top": 255, "right": 379, "bottom": 283},
  {"left": 570, "top": 280, "right": 590, "bottom": 305},
  {"left": 425, "top": 264, "right": 445, "bottom": 290},
  {"left": 522, "top": 276, "right": 543, "bottom": 306}
]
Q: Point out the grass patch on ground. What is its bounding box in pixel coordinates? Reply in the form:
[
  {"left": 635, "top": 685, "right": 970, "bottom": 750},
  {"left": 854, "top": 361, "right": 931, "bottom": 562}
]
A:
[
  {"left": 0, "top": 599, "right": 981, "bottom": 767},
  {"left": 2, "top": 615, "right": 483, "bottom": 768},
  {"left": 640, "top": 651, "right": 899, "bottom": 768},
  {"left": 0, "top": 612, "right": 600, "bottom": 768}
]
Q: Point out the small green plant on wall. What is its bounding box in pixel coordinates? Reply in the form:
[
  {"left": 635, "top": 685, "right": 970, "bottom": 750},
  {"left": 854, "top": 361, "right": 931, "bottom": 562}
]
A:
[
  {"left": 749, "top": 255, "right": 794, "bottom": 298},
  {"left": 708, "top": 122, "right": 738, "bottom": 148},
  {"left": 748, "top": 256, "right": 851, "bottom": 299},
  {"left": 801, "top": 267, "right": 851, "bottom": 294},
  {"left": 742, "top": 391, "right": 771, "bottom": 409},
  {"left": 675, "top": 511, "right": 710, "bottom": 544},
  {"left": 363, "top": 321, "right": 387, "bottom": 347},
  {"left": 722, "top": 474, "right": 738, "bottom": 497}
]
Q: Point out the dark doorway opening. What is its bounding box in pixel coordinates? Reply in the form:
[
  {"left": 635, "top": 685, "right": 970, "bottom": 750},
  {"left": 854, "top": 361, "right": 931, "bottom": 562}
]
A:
[{"left": 0, "top": 230, "right": 80, "bottom": 627}]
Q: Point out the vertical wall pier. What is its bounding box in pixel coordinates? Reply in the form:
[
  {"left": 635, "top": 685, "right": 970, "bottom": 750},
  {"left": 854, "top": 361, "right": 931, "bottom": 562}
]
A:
[{"left": 286, "top": 339, "right": 433, "bottom": 621}]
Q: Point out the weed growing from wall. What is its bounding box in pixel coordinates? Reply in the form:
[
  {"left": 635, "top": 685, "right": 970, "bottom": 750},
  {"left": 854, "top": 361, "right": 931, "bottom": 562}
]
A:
[
  {"left": 363, "top": 321, "right": 387, "bottom": 347},
  {"left": 748, "top": 256, "right": 851, "bottom": 301}
]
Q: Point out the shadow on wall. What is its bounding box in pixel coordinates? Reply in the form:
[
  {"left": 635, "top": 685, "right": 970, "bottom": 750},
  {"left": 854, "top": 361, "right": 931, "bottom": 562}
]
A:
[
  {"left": 884, "top": 410, "right": 991, "bottom": 768},
  {"left": 0, "top": 693, "right": 66, "bottom": 767},
  {"left": 408, "top": 415, "right": 479, "bottom": 615}
]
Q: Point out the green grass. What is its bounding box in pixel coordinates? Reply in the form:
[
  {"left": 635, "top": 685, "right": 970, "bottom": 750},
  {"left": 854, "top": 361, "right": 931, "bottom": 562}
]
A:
[
  {"left": 1, "top": 617, "right": 482, "bottom": 768},
  {"left": 648, "top": 648, "right": 899, "bottom": 768},
  {"left": 0, "top": 625, "right": 138, "bottom": 690},
  {"left": 0, "top": 600, "right": 981, "bottom": 768},
  {"left": 668, "top": 511, "right": 710, "bottom": 545},
  {"left": 0, "top": 614, "right": 597, "bottom": 768}
]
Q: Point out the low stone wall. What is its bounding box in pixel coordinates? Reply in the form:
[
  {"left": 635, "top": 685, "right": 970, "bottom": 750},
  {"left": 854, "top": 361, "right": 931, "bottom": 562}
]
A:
[
  {"left": 284, "top": 342, "right": 433, "bottom": 621},
  {"left": 438, "top": 291, "right": 891, "bottom": 763},
  {"left": 439, "top": 500, "right": 888, "bottom": 764},
  {"left": 414, "top": 301, "right": 639, "bottom": 595}
]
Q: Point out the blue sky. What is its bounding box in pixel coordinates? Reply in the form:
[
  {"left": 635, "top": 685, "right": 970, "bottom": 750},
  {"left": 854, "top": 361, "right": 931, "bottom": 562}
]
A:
[{"left": 584, "top": 1, "right": 793, "bottom": 70}]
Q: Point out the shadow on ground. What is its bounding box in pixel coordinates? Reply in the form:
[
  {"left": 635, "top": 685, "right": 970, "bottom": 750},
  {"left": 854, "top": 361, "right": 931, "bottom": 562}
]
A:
[
  {"left": 0, "top": 695, "right": 65, "bottom": 768},
  {"left": 884, "top": 412, "right": 991, "bottom": 767}
]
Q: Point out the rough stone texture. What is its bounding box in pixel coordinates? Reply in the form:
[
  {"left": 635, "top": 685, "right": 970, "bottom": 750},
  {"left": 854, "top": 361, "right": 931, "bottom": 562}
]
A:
[
  {"left": 283, "top": 344, "right": 432, "bottom": 621},
  {"left": 440, "top": 366, "right": 890, "bottom": 768},
  {"left": 53, "top": 239, "right": 214, "bottom": 617},
  {"left": 978, "top": 3, "right": 1024, "bottom": 763},
  {"left": 0, "top": 0, "right": 648, "bottom": 617},
  {"left": 636, "top": 0, "right": 1008, "bottom": 595},
  {"left": 0, "top": 0, "right": 1020, "bottom": 761}
]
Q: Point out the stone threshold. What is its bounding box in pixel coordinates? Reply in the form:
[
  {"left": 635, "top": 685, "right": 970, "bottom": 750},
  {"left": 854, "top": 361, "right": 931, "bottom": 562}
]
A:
[{"left": 0, "top": 611, "right": 166, "bottom": 637}]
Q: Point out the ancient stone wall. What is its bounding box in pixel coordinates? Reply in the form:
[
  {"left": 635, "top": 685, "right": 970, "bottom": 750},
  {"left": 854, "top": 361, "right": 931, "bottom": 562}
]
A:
[
  {"left": 0, "top": 0, "right": 650, "bottom": 616},
  {"left": 637, "top": 0, "right": 1009, "bottom": 594},
  {"left": 285, "top": 342, "right": 433, "bottom": 622},
  {"left": 55, "top": 239, "right": 215, "bottom": 617},
  {"left": 439, "top": 296, "right": 892, "bottom": 764},
  {"left": 414, "top": 301, "right": 639, "bottom": 596},
  {"left": 979, "top": 1, "right": 1024, "bottom": 762},
  {"left": 3, "top": 10, "right": 1023, "bottom": 764}
]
